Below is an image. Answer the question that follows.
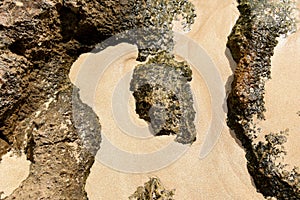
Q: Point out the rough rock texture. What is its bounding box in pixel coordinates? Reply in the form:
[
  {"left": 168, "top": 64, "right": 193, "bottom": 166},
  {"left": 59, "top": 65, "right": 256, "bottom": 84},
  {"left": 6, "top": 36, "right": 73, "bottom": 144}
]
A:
[
  {"left": 126, "top": 0, "right": 197, "bottom": 145},
  {"left": 129, "top": 177, "right": 175, "bottom": 200},
  {"left": 94, "top": 0, "right": 196, "bottom": 61},
  {"left": 0, "top": 0, "right": 111, "bottom": 198},
  {"left": 0, "top": 0, "right": 153, "bottom": 199},
  {"left": 0, "top": 0, "right": 146, "bottom": 159},
  {"left": 4, "top": 86, "right": 101, "bottom": 200},
  {"left": 130, "top": 52, "right": 196, "bottom": 144},
  {"left": 227, "top": 0, "right": 299, "bottom": 199},
  {"left": 0, "top": 0, "right": 196, "bottom": 198}
]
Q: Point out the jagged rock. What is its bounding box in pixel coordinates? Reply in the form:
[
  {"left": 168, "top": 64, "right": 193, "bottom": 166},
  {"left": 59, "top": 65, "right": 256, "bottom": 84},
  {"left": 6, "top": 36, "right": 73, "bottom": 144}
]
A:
[
  {"left": 129, "top": 177, "right": 175, "bottom": 200},
  {"left": 227, "top": 0, "right": 299, "bottom": 199},
  {"left": 0, "top": 0, "right": 196, "bottom": 198},
  {"left": 0, "top": 0, "right": 145, "bottom": 199},
  {"left": 4, "top": 85, "right": 101, "bottom": 200},
  {"left": 130, "top": 52, "right": 196, "bottom": 144},
  {"left": 127, "top": 0, "right": 197, "bottom": 145}
]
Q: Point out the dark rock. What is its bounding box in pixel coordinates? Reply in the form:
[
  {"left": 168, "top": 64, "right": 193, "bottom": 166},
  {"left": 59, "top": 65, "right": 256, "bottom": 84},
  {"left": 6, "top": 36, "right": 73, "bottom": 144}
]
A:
[
  {"left": 0, "top": 0, "right": 196, "bottom": 198},
  {"left": 226, "top": 0, "right": 299, "bottom": 199},
  {"left": 0, "top": 0, "right": 146, "bottom": 199},
  {"left": 129, "top": 177, "right": 175, "bottom": 200},
  {"left": 130, "top": 52, "right": 196, "bottom": 144},
  {"left": 125, "top": 0, "right": 197, "bottom": 145}
]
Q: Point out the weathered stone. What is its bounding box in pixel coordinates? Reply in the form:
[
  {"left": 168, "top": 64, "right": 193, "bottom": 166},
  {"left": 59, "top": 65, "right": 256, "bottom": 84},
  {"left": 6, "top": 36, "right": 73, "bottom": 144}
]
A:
[
  {"left": 129, "top": 177, "right": 175, "bottom": 200},
  {"left": 4, "top": 85, "right": 101, "bottom": 200},
  {"left": 0, "top": 0, "right": 146, "bottom": 199},
  {"left": 130, "top": 52, "right": 196, "bottom": 144},
  {"left": 0, "top": 0, "right": 196, "bottom": 198},
  {"left": 227, "top": 0, "right": 299, "bottom": 199},
  {"left": 126, "top": 0, "right": 196, "bottom": 145}
]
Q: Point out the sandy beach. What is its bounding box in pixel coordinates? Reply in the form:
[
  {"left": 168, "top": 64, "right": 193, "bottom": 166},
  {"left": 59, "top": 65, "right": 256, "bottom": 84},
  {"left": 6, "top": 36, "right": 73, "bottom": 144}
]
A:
[
  {"left": 1, "top": 0, "right": 299, "bottom": 199},
  {"left": 70, "top": 0, "right": 265, "bottom": 199},
  {"left": 77, "top": 1, "right": 298, "bottom": 199}
]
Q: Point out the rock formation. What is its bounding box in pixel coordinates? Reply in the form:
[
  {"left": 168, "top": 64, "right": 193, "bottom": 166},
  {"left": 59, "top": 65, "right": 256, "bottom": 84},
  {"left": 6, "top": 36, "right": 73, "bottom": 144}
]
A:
[
  {"left": 129, "top": 177, "right": 175, "bottom": 200},
  {"left": 0, "top": 0, "right": 152, "bottom": 198},
  {"left": 227, "top": 0, "right": 299, "bottom": 199},
  {"left": 128, "top": 0, "right": 197, "bottom": 144},
  {"left": 0, "top": 0, "right": 196, "bottom": 198},
  {"left": 130, "top": 52, "right": 196, "bottom": 144}
]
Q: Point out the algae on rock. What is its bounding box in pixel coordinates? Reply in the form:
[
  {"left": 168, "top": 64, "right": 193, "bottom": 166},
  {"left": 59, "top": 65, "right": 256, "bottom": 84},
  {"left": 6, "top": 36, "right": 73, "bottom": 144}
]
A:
[
  {"left": 226, "top": 0, "right": 299, "bottom": 199},
  {"left": 129, "top": 0, "right": 197, "bottom": 144},
  {"left": 129, "top": 177, "right": 175, "bottom": 200},
  {"left": 130, "top": 52, "right": 196, "bottom": 144}
]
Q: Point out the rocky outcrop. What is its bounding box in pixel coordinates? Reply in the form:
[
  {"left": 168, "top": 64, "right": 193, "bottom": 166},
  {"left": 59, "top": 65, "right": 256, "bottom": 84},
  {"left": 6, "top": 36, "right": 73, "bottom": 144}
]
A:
[
  {"left": 0, "top": 0, "right": 197, "bottom": 198},
  {"left": 0, "top": 0, "right": 147, "bottom": 158},
  {"left": 130, "top": 52, "right": 196, "bottom": 144},
  {"left": 127, "top": 0, "right": 197, "bottom": 144},
  {"left": 0, "top": 0, "right": 151, "bottom": 199},
  {"left": 227, "top": 0, "right": 299, "bottom": 199},
  {"left": 3, "top": 86, "right": 101, "bottom": 200}
]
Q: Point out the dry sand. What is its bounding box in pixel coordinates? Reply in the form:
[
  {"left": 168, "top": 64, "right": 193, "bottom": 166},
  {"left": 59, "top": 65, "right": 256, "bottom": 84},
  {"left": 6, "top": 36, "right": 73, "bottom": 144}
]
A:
[
  {"left": 70, "top": 1, "right": 299, "bottom": 199},
  {"left": 0, "top": 152, "right": 30, "bottom": 198},
  {"left": 257, "top": 32, "right": 300, "bottom": 170},
  {"left": 1, "top": 0, "right": 298, "bottom": 199},
  {"left": 70, "top": 0, "right": 266, "bottom": 199}
]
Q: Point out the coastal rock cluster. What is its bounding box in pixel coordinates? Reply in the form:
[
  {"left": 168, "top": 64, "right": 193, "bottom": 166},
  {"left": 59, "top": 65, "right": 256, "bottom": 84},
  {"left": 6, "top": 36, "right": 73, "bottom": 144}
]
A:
[
  {"left": 1, "top": 0, "right": 299, "bottom": 199},
  {"left": 0, "top": 0, "right": 196, "bottom": 198},
  {"left": 227, "top": 0, "right": 299, "bottom": 199}
]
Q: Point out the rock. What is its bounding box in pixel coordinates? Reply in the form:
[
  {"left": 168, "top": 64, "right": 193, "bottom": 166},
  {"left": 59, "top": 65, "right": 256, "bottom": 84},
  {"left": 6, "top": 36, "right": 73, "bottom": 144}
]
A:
[
  {"left": 0, "top": 139, "right": 10, "bottom": 161},
  {"left": 4, "top": 85, "right": 101, "bottom": 200},
  {"left": 130, "top": 52, "right": 196, "bottom": 144},
  {"left": 129, "top": 177, "right": 175, "bottom": 200},
  {"left": 226, "top": 0, "right": 299, "bottom": 199},
  {"left": 0, "top": 0, "right": 144, "bottom": 199},
  {"left": 0, "top": 0, "right": 196, "bottom": 199}
]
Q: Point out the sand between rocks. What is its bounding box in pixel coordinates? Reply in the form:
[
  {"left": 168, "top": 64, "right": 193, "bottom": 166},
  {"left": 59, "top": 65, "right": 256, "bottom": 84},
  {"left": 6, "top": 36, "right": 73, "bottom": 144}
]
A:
[
  {"left": 69, "top": 1, "right": 266, "bottom": 199},
  {"left": 70, "top": 0, "right": 299, "bottom": 199}
]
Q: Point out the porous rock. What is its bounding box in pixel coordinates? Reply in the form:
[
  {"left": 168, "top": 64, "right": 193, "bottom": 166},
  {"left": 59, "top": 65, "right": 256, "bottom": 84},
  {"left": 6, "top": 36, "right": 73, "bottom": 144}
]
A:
[
  {"left": 130, "top": 52, "right": 196, "bottom": 144},
  {"left": 0, "top": 0, "right": 196, "bottom": 198},
  {"left": 227, "top": 0, "right": 299, "bottom": 199},
  {"left": 0, "top": 0, "right": 151, "bottom": 199}
]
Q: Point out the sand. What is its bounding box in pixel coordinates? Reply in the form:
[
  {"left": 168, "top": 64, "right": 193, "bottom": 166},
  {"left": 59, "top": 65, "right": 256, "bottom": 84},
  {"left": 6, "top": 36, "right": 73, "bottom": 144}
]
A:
[
  {"left": 0, "top": 152, "right": 30, "bottom": 198},
  {"left": 70, "top": 0, "right": 266, "bottom": 199},
  {"left": 1, "top": 0, "right": 298, "bottom": 199},
  {"left": 258, "top": 31, "right": 300, "bottom": 170}
]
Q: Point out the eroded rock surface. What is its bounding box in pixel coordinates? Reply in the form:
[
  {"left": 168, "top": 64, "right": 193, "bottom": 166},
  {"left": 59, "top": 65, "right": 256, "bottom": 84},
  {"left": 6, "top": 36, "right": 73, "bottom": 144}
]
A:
[
  {"left": 127, "top": 0, "right": 197, "bottom": 145},
  {"left": 0, "top": 0, "right": 107, "bottom": 195},
  {"left": 227, "top": 0, "right": 299, "bottom": 199},
  {"left": 129, "top": 177, "right": 175, "bottom": 200},
  {"left": 0, "top": 0, "right": 197, "bottom": 198},
  {"left": 130, "top": 52, "right": 196, "bottom": 144},
  {"left": 0, "top": 0, "right": 158, "bottom": 199},
  {"left": 4, "top": 86, "right": 101, "bottom": 200}
]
